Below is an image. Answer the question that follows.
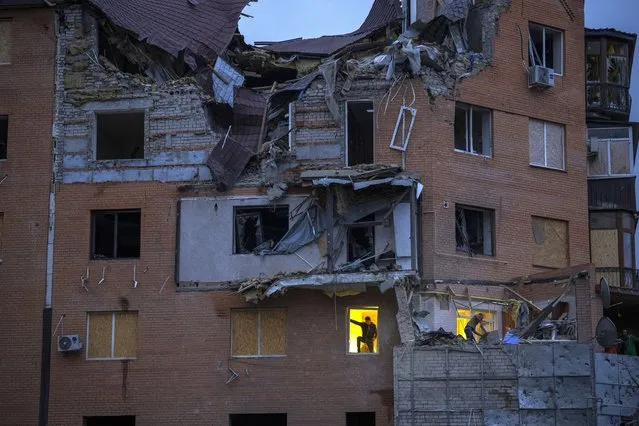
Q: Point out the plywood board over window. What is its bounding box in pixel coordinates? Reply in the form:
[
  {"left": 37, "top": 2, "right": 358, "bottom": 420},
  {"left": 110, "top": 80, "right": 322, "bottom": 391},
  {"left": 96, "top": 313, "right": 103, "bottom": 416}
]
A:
[
  {"left": 591, "top": 229, "right": 619, "bottom": 267},
  {"left": 231, "top": 309, "right": 286, "bottom": 357},
  {"left": 532, "top": 217, "right": 569, "bottom": 268},
  {"left": 87, "top": 311, "right": 138, "bottom": 360},
  {"left": 0, "top": 19, "right": 11, "bottom": 65}
]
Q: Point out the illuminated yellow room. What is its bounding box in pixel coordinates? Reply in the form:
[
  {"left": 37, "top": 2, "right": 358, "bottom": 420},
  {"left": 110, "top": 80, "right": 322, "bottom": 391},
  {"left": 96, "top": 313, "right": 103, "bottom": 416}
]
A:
[{"left": 348, "top": 307, "right": 379, "bottom": 354}]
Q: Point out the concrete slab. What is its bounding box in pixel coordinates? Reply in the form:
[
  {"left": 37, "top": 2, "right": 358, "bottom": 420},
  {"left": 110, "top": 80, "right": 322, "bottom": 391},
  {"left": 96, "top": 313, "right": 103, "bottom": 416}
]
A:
[
  {"left": 595, "top": 353, "right": 619, "bottom": 385},
  {"left": 519, "top": 410, "right": 555, "bottom": 426},
  {"left": 556, "top": 377, "right": 591, "bottom": 408},
  {"left": 554, "top": 343, "right": 591, "bottom": 376},
  {"left": 617, "top": 355, "right": 639, "bottom": 386},
  {"left": 63, "top": 154, "right": 88, "bottom": 169},
  {"left": 596, "top": 383, "right": 621, "bottom": 416},
  {"left": 597, "top": 415, "right": 620, "bottom": 426},
  {"left": 63, "top": 138, "right": 89, "bottom": 153},
  {"left": 519, "top": 345, "right": 554, "bottom": 377},
  {"left": 556, "top": 410, "right": 590, "bottom": 426},
  {"left": 483, "top": 409, "right": 519, "bottom": 425},
  {"left": 62, "top": 171, "right": 91, "bottom": 184},
  {"left": 295, "top": 143, "right": 341, "bottom": 160},
  {"left": 92, "top": 169, "right": 124, "bottom": 183},
  {"left": 80, "top": 98, "right": 153, "bottom": 111},
  {"left": 519, "top": 377, "right": 555, "bottom": 408}
]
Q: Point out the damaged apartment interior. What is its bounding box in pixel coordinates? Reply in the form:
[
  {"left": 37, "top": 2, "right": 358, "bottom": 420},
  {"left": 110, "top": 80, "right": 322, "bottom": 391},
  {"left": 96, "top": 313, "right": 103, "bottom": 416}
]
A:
[{"left": 1, "top": 0, "right": 638, "bottom": 425}]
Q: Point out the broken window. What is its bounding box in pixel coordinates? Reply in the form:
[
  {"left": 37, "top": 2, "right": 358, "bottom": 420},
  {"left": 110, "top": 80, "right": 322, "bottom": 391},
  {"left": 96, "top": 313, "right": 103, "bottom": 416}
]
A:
[
  {"left": 234, "top": 206, "right": 289, "bottom": 254},
  {"left": 347, "top": 214, "right": 376, "bottom": 263},
  {"left": 92, "top": 210, "right": 141, "bottom": 259},
  {"left": 231, "top": 309, "right": 286, "bottom": 357},
  {"left": 0, "top": 19, "right": 11, "bottom": 65},
  {"left": 96, "top": 112, "right": 145, "bottom": 160},
  {"left": 529, "top": 23, "right": 563, "bottom": 75},
  {"left": 586, "top": 41, "right": 601, "bottom": 84},
  {"left": 606, "top": 42, "right": 629, "bottom": 86},
  {"left": 0, "top": 115, "right": 7, "bottom": 159},
  {"left": 529, "top": 119, "right": 565, "bottom": 170},
  {"left": 346, "top": 412, "right": 375, "bottom": 426},
  {"left": 84, "top": 416, "right": 136, "bottom": 426},
  {"left": 588, "top": 127, "right": 632, "bottom": 177},
  {"left": 87, "top": 311, "right": 138, "bottom": 360},
  {"left": 454, "top": 103, "right": 491, "bottom": 156},
  {"left": 532, "top": 216, "right": 569, "bottom": 268},
  {"left": 230, "top": 414, "right": 287, "bottom": 426},
  {"left": 348, "top": 307, "right": 379, "bottom": 354},
  {"left": 346, "top": 101, "right": 374, "bottom": 166},
  {"left": 455, "top": 205, "right": 494, "bottom": 256}
]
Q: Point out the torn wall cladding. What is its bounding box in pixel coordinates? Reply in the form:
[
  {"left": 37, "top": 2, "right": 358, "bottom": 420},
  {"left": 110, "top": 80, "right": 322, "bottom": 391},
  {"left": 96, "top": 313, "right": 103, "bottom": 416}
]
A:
[
  {"left": 55, "top": 5, "right": 220, "bottom": 184},
  {"left": 178, "top": 170, "right": 420, "bottom": 285}
]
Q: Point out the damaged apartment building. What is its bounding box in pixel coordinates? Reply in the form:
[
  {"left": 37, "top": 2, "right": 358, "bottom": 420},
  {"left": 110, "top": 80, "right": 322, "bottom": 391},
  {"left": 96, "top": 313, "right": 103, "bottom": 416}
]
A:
[{"left": 1, "top": 0, "right": 633, "bottom": 425}]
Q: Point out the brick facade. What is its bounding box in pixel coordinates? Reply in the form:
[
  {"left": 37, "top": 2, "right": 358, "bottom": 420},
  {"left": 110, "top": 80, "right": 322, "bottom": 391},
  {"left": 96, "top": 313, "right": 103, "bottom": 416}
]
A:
[{"left": 0, "top": 6, "right": 55, "bottom": 425}]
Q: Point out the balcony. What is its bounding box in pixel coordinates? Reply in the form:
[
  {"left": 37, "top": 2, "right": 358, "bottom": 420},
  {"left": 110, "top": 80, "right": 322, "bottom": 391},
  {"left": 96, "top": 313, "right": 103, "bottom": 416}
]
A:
[
  {"left": 596, "top": 267, "right": 639, "bottom": 291},
  {"left": 587, "top": 83, "right": 632, "bottom": 116},
  {"left": 588, "top": 177, "right": 636, "bottom": 211}
]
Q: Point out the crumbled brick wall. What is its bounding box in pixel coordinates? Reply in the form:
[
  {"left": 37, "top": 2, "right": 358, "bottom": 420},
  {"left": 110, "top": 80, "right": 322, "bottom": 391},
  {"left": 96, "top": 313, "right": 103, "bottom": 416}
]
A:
[
  {"left": 0, "top": 7, "right": 55, "bottom": 425},
  {"left": 54, "top": 5, "right": 220, "bottom": 185}
]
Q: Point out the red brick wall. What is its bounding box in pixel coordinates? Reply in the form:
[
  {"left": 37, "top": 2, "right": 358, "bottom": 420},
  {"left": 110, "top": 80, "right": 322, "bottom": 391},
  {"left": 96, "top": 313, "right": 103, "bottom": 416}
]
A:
[
  {"left": 0, "top": 7, "right": 55, "bottom": 425},
  {"left": 49, "top": 183, "right": 398, "bottom": 424},
  {"left": 374, "top": 0, "right": 588, "bottom": 283}
]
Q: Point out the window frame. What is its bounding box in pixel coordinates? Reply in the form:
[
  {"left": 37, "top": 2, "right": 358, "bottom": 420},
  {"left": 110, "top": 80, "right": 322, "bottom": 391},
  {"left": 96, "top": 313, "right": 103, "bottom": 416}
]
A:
[
  {"left": 90, "top": 209, "right": 142, "bottom": 260},
  {"left": 230, "top": 308, "right": 287, "bottom": 358},
  {"left": 529, "top": 23, "right": 564, "bottom": 75},
  {"left": 587, "top": 127, "right": 634, "bottom": 178},
  {"left": 455, "top": 204, "right": 496, "bottom": 257},
  {"left": 232, "top": 205, "right": 290, "bottom": 255},
  {"left": 93, "top": 110, "right": 146, "bottom": 161},
  {"left": 0, "top": 115, "right": 7, "bottom": 160},
  {"left": 86, "top": 311, "right": 138, "bottom": 361},
  {"left": 454, "top": 103, "right": 492, "bottom": 157},
  {"left": 0, "top": 18, "right": 11, "bottom": 66},
  {"left": 529, "top": 119, "right": 566, "bottom": 171},
  {"left": 346, "top": 306, "right": 380, "bottom": 356}
]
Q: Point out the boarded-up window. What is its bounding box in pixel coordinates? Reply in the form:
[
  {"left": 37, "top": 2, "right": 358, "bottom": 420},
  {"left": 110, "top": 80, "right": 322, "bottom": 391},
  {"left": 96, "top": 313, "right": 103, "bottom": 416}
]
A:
[
  {"left": 529, "top": 119, "right": 565, "bottom": 170},
  {"left": 532, "top": 217, "right": 569, "bottom": 268},
  {"left": 0, "top": 19, "right": 11, "bottom": 65},
  {"left": 87, "top": 312, "right": 138, "bottom": 359},
  {"left": 591, "top": 229, "right": 619, "bottom": 268},
  {"left": 231, "top": 309, "right": 286, "bottom": 357}
]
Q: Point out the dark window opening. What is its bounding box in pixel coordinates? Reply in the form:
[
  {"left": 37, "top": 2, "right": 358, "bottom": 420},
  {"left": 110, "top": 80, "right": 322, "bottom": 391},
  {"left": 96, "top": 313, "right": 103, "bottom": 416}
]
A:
[
  {"left": 230, "top": 414, "right": 287, "bottom": 426},
  {"left": 0, "top": 115, "right": 7, "bottom": 159},
  {"left": 346, "top": 412, "right": 376, "bottom": 426},
  {"left": 455, "top": 205, "right": 494, "bottom": 256},
  {"left": 454, "top": 103, "right": 491, "bottom": 156},
  {"left": 234, "top": 206, "right": 289, "bottom": 254},
  {"left": 96, "top": 112, "right": 145, "bottom": 160},
  {"left": 347, "top": 101, "right": 374, "bottom": 166},
  {"left": 92, "top": 210, "right": 141, "bottom": 259},
  {"left": 84, "top": 416, "right": 135, "bottom": 426},
  {"left": 529, "top": 24, "right": 563, "bottom": 74},
  {"left": 347, "top": 214, "right": 376, "bottom": 264},
  {"left": 97, "top": 28, "right": 142, "bottom": 75}
]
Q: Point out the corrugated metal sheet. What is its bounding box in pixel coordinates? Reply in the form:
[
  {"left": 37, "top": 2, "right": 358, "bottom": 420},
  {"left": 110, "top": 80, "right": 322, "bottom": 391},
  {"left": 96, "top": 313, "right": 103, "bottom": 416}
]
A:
[
  {"left": 206, "top": 88, "right": 267, "bottom": 187},
  {"left": 265, "top": 0, "right": 401, "bottom": 56},
  {"left": 87, "top": 0, "right": 252, "bottom": 66}
]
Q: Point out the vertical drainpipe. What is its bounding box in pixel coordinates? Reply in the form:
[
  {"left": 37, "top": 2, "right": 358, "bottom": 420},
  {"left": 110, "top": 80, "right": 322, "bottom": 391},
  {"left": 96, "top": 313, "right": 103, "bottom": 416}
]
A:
[{"left": 39, "top": 6, "right": 62, "bottom": 426}]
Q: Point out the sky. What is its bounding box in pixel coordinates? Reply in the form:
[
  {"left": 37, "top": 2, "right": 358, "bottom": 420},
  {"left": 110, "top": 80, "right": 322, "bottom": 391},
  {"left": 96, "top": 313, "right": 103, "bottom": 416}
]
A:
[{"left": 240, "top": 0, "right": 638, "bottom": 121}]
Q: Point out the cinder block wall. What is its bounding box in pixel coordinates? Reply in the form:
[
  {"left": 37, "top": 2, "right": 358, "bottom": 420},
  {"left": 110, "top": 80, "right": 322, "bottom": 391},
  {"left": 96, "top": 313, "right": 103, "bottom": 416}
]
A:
[{"left": 0, "top": 7, "right": 55, "bottom": 425}]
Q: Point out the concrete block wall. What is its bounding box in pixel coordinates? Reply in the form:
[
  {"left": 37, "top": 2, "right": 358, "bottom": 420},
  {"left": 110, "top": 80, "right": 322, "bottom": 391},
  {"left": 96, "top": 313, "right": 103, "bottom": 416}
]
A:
[
  {"left": 595, "top": 353, "right": 639, "bottom": 425},
  {"left": 54, "top": 5, "right": 219, "bottom": 185},
  {"left": 395, "top": 343, "right": 596, "bottom": 426}
]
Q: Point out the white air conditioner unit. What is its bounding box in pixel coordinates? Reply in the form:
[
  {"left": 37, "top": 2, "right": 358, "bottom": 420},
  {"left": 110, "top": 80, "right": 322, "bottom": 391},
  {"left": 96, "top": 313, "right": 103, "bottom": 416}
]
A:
[
  {"left": 57, "top": 335, "right": 82, "bottom": 353},
  {"left": 528, "top": 65, "right": 555, "bottom": 88}
]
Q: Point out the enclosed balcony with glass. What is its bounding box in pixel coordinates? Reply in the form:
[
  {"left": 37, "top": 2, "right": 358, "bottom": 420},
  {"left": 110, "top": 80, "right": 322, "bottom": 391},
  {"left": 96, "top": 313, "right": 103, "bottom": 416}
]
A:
[{"left": 586, "top": 29, "right": 636, "bottom": 118}]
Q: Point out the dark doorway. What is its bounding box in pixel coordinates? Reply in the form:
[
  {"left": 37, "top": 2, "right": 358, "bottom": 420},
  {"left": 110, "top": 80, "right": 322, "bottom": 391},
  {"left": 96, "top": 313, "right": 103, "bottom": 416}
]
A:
[
  {"left": 346, "top": 412, "right": 375, "bottom": 426},
  {"left": 84, "top": 416, "right": 135, "bottom": 426},
  {"left": 347, "top": 101, "right": 374, "bottom": 166},
  {"left": 230, "top": 414, "right": 287, "bottom": 426}
]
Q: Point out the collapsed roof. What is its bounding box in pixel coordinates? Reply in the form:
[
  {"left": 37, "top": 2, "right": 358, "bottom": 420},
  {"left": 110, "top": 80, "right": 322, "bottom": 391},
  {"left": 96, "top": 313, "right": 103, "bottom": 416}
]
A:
[
  {"left": 87, "top": 0, "right": 254, "bottom": 66},
  {"left": 259, "top": 0, "right": 402, "bottom": 56}
]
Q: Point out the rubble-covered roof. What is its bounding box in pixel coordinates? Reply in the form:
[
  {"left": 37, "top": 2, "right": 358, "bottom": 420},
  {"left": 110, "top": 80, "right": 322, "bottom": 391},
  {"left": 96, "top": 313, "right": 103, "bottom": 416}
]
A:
[
  {"left": 262, "top": 0, "right": 402, "bottom": 56},
  {"left": 87, "top": 0, "right": 253, "bottom": 65}
]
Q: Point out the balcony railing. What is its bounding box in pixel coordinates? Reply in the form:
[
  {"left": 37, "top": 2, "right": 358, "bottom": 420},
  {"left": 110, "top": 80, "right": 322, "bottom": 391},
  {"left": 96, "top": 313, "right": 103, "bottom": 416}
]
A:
[
  {"left": 595, "top": 267, "right": 639, "bottom": 291},
  {"left": 588, "top": 177, "right": 636, "bottom": 211},
  {"left": 587, "top": 83, "right": 632, "bottom": 115}
]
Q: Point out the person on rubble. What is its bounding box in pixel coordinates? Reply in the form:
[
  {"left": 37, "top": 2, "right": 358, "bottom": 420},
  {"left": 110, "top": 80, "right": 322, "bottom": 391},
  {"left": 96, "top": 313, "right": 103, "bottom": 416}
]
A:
[
  {"left": 464, "top": 313, "right": 487, "bottom": 342},
  {"left": 619, "top": 329, "right": 639, "bottom": 355},
  {"left": 350, "top": 316, "right": 377, "bottom": 353}
]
